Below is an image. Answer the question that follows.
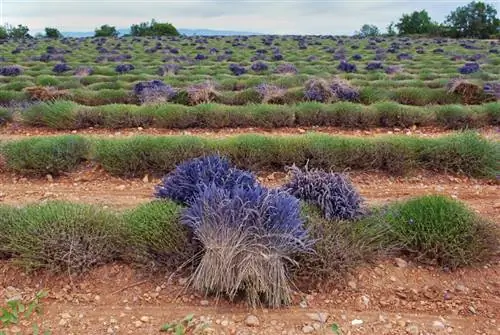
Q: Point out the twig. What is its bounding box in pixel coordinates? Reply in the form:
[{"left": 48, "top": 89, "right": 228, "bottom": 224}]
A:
[{"left": 110, "top": 280, "right": 148, "bottom": 295}]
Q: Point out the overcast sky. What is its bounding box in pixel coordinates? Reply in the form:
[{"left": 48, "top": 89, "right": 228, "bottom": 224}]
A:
[{"left": 2, "top": 0, "right": 499, "bottom": 35}]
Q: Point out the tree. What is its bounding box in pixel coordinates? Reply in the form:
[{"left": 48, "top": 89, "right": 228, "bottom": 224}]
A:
[
  {"left": 386, "top": 21, "right": 397, "bottom": 36},
  {"left": 7, "top": 24, "right": 30, "bottom": 39},
  {"left": 359, "top": 24, "right": 380, "bottom": 37},
  {"left": 395, "top": 10, "right": 435, "bottom": 35},
  {"left": 45, "top": 27, "right": 62, "bottom": 38},
  {"left": 130, "top": 19, "right": 180, "bottom": 36},
  {"left": 0, "top": 26, "right": 7, "bottom": 39},
  {"left": 445, "top": 1, "right": 499, "bottom": 38},
  {"left": 94, "top": 24, "right": 118, "bottom": 37}
]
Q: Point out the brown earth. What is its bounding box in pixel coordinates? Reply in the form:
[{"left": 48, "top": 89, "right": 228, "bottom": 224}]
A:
[
  {"left": 0, "top": 125, "right": 499, "bottom": 334},
  {"left": 0, "top": 124, "right": 499, "bottom": 141}
]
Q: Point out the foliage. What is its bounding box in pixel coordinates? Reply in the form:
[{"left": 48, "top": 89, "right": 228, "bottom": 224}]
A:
[
  {"left": 0, "top": 206, "right": 18, "bottom": 259},
  {"left": 0, "top": 290, "right": 48, "bottom": 327},
  {"left": 0, "top": 26, "right": 7, "bottom": 39},
  {"left": 122, "top": 200, "right": 192, "bottom": 271},
  {"left": 154, "top": 155, "right": 257, "bottom": 205},
  {"left": 130, "top": 19, "right": 180, "bottom": 37},
  {"left": 1, "top": 135, "right": 89, "bottom": 176},
  {"left": 366, "top": 195, "right": 499, "bottom": 268},
  {"left": 295, "top": 205, "right": 386, "bottom": 285},
  {"left": 395, "top": 10, "right": 438, "bottom": 35},
  {"left": 6, "top": 24, "right": 30, "bottom": 39},
  {"left": 160, "top": 314, "right": 202, "bottom": 334},
  {"left": 44, "top": 27, "right": 62, "bottom": 38},
  {"left": 181, "top": 183, "right": 311, "bottom": 307},
  {"left": 94, "top": 24, "right": 118, "bottom": 37},
  {"left": 5, "top": 202, "right": 122, "bottom": 274},
  {"left": 445, "top": 1, "right": 500, "bottom": 38},
  {"left": 359, "top": 24, "right": 380, "bottom": 37},
  {"left": 282, "top": 166, "right": 364, "bottom": 220}
]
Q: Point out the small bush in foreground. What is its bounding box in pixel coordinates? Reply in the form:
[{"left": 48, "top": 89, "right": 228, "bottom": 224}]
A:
[
  {"left": 366, "top": 195, "right": 499, "bottom": 269},
  {"left": 0, "top": 206, "right": 18, "bottom": 259},
  {"left": 155, "top": 155, "right": 257, "bottom": 205},
  {"left": 182, "top": 184, "right": 311, "bottom": 308},
  {"left": 282, "top": 166, "right": 364, "bottom": 220},
  {"left": 294, "top": 204, "right": 387, "bottom": 287},
  {"left": 122, "top": 200, "right": 192, "bottom": 271},
  {"left": 1, "top": 135, "right": 89, "bottom": 176},
  {"left": 5, "top": 202, "right": 122, "bottom": 274}
]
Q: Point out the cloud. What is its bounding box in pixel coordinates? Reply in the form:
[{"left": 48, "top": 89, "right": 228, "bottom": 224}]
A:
[{"left": 2, "top": 0, "right": 499, "bottom": 34}]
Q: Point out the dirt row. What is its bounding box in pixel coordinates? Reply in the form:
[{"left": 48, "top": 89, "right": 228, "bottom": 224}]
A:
[
  {"left": 1, "top": 257, "right": 499, "bottom": 335},
  {"left": 0, "top": 124, "right": 499, "bottom": 141},
  {"left": 0, "top": 168, "right": 498, "bottom": 220}
]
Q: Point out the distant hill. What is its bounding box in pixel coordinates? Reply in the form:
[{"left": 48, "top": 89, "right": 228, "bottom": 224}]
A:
[{"left": 60, "top": 28, "right": 263, "bottom": 38}]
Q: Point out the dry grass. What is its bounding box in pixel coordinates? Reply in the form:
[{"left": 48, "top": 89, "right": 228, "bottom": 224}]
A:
[{"left": 24, "top": 86, "right": 69, "bottom": 101}]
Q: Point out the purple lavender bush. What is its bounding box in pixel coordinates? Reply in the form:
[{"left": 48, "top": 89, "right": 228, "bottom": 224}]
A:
[
  {"left": 154, "top": 155, "right": 257, "bottom": 205},
  {"left": 282, "top": 166, "right": 364, "bottom": 220}
]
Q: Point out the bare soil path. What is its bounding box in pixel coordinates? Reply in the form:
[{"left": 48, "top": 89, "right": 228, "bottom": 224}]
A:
[
  {"left": 0, "top": 169, "right": 498, "bottom": 220},
  {"left": 1, "top": 258, "right": 499, "bottom": 335},
  {"left": 0, "top": 125, "right": 499, "bottom": 141}
]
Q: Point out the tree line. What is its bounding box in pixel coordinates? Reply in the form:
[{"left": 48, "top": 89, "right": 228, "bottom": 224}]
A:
[
  {"left": 0, "top": 1, "right": 498, "bottom": 40},
  {"left": 358, "top": 1, "right": 499, "bottom": 38}
]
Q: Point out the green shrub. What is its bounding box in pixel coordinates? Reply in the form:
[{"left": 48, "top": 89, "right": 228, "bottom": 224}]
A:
[
  {"left": 22, "top": 101, "right": 79, "bottom": 129},
  {"left": 122, "top": 200, "right": 191, "bottom": 271},
  {"left": 366, "top": 195, "right": 499, "bottom": 269},
  {"left": 0, "top": 205, "right": 18, "bottom": 259},
  {"left": 0, "top": 107, "right": 13, "bottom": 125},
  {"left": 295, "top": 204, "right": 387, "bottom": 286},
  {"left": 93, "top": 135, "right": 206, "bottom": 177},
  {"left": 5, "top": 202, "right": 123, "bottom": 274},
  {"left": 373, "top": 101, "right": 431, "bottom": 127},
  {"left": 435, "top": 105, "right": 486, "bottom": 129},
  {"left": 1, "top": 135, "right": 89, "bottom": 176},
  {"left": 418, "top": 131, "right": 499, "bottom": 177}
]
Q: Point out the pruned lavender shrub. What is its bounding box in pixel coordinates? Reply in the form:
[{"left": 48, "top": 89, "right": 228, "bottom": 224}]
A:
[
  {"left": 366, "top": 61, "right": 383, "bottom": 70},
  {"left": 337, "top": 60, "right": 356, "bottom": 73},
  {"left": 272, "top": 53, "right": 284, "bottom": 61},
  {"left": 52, "top": 63, "right": 72, "bottom": 74},
  {"left": 73, "top": 66, "right": 93, "bottom": 77},
  {"left": 158, "top": 63, "right": 181, "bottom": 76},
  {"left": 186, "top": 81, "right": 219, "bottom": 105},
  {"left": 115, "top": 63, "right": 135, "bottom": 74},
  {"left": 251, "top": 61, "right": 268, "bottom": 72},
  {"left": 182, "top": 183, "right": 311, "bottom": 307},
  {"left": 133, "top": 80, "right": 177, "bottom": 104},
  {"left": 304, "top": 78, "right": 335, "bottom": 103},
  {"left": 385, "top": 65, "right": 402, "bottom": 74},
  {"left": 0, "top": 65, "right": 23, "bottom": 76},
  {"left": 282, "top": 165, "right": 364, "bottom": 220},
  {"left": 458, "top": 62, "right": 480, "bottom": 74},
  {"left": 229, "top": 63, "right": 247, "bottom": 76},
  {"left": 484, "top": 82, "right": 500, "bottom": 99},
  {"left": 330, "top": 78, "right": 360, "bottom": 102},
  {"left": 275, "top": 63, "right": 298, "bottom": 75},
  {"left": 195, "top": 53, "right": 208, "bottom": 61},
  {"left": 155, "top": 155, "right": 257, "bottom": 205},
  {"left": 397, "top": 53, "right": 413, "bottom": 60},
  {"left": 255, "top": 83, "right": 286, "bottom": 104}
]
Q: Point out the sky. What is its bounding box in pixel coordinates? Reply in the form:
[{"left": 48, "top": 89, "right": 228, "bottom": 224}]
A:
[{"left": 2, "top": 0, "right": 499, "bottom": 35}]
